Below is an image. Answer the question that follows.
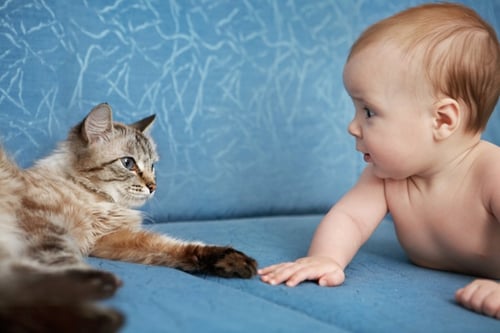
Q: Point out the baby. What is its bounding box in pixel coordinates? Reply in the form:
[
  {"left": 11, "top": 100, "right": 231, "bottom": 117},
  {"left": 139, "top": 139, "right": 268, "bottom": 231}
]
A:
[{"left": 259, "top": 3, "right": 500, "bottom": 319}]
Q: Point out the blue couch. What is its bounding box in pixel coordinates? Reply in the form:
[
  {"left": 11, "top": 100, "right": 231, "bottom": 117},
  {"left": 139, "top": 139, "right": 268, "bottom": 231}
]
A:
[{"left": 1, "top": 1, "right": 499, "bottom": 332}]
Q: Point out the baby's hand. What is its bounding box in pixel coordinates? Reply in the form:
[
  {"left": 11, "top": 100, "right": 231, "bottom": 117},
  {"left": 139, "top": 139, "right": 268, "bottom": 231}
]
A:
[
  {"left": 455, "top": 279, "right": 500, "bottom": 319},
  {"left": 258, "top": 256, "right": 345, "bottom": 287}
]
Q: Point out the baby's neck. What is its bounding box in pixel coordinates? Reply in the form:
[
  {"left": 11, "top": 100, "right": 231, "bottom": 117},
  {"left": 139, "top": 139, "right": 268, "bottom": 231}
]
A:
[{"left": 410, "top": 132, "right": 482, "bottom": 189}]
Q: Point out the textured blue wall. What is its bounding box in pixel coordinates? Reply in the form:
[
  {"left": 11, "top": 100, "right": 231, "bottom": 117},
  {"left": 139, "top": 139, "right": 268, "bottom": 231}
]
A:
[{"left": 0, "top": 1, "right": 499, "bottom": 221}]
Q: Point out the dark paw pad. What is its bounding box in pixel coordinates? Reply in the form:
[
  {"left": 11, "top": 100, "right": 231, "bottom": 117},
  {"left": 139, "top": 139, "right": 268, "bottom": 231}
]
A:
[{"left": 207, "top": 247, "right": 258, "bottom": 278}]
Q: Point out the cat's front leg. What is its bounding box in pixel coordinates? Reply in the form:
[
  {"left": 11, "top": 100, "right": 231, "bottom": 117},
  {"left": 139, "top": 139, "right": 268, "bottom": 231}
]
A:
[{"left": 91, "top": 228, "right": 257, "bottom": 278}]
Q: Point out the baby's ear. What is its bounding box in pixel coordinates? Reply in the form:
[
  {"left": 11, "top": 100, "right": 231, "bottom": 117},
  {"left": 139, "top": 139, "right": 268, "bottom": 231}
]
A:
[
  {"left": 82, "top": 103, "right": 114, "bottom": 144},
  {"left": 432, "top": 98, "right": 461, "bottom": 140},
  {"left": 130, "top": 115, "right": 156, "bottom": 134}
]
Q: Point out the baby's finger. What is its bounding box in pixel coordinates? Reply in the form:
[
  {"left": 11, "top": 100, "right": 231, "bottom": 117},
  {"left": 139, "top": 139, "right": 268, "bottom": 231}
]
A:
[
  {"left": 259, "top": 263, "right": 292, "bottom": 283},
  {"left": 285, "top": 266, "right": 320, "bottom": 287},
  {"left": 455, "top": 281, "right": 480, "bottom": 306},
  {"left": 285, "top": 265, "right": 345, "bottom": 287},
  {"left": 482, "top": 291, "right": 500, "bottom": 319},
  {"left": 258, "top": 263, "right": 291, "bottom": 275},
  {"left": 262, "top": 263, "right": 305, "bottom": 286}
]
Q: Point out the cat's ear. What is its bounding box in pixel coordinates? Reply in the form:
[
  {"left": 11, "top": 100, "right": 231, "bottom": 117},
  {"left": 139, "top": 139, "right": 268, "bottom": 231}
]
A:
[
  {"left": 130, "top": 115, "right": 156, "bottom": 134},
  {"left": 82, "top": 103, "right": 114, "bottom": 144}
]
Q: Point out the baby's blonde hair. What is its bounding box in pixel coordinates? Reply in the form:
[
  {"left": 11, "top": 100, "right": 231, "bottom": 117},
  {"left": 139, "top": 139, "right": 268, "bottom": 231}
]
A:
[{"left": 348, "top": 3, "right": 500, "bottom": 133}]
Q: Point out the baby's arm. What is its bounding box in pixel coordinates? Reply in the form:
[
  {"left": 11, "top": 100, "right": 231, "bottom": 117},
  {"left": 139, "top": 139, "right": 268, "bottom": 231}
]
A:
[{"left": 259, "top": 166, "right": 387, "bottom": 287}]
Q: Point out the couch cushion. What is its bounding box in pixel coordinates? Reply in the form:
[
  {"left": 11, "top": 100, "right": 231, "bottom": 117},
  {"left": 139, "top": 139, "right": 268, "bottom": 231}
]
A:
[{"left": 89, "top": 215, "right": 500, "bottom": 332}]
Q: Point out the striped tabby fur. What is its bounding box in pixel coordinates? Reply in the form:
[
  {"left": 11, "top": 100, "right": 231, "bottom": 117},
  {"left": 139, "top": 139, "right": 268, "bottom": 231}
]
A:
[{"left": 0, "top": 103, "right": 257, "bottom": 333}]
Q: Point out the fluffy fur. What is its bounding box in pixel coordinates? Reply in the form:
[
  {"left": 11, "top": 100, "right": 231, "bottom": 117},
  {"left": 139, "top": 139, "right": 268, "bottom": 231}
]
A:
[{"left": 0, "top": 103, "right": 257, "bottom": 333}]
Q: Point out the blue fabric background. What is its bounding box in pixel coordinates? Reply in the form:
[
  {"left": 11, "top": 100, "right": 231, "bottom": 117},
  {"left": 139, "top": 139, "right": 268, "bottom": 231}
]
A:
[
  {"left": 1, "top": 0, "right": 498, "bottom": 221},
  {"left": 2, "top": 2, "right": 500, "bottom": 332}
]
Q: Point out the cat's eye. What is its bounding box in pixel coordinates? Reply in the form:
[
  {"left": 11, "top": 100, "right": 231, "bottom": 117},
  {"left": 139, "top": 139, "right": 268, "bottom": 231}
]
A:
[{"left": 121, "top": 157, "right": 137, "bottom": 171}]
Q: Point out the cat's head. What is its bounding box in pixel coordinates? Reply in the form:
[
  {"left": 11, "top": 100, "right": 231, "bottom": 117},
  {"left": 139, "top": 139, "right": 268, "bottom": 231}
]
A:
[{"left": 68, "top": 103, "right": 159, "bottom": 208}]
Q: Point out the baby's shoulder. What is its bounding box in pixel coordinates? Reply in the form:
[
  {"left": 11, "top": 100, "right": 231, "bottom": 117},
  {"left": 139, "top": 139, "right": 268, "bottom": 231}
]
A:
[
  {"left": 472, "top": 141, "right": 500, "bottom": 184},
  {"left": 474, "top": 140, "right": 500, "bottom": 167}
]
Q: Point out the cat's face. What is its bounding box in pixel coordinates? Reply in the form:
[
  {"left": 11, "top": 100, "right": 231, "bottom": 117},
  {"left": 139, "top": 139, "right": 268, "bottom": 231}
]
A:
[{"left": 69, "top": 103, "right": 159, "bottom": 208}]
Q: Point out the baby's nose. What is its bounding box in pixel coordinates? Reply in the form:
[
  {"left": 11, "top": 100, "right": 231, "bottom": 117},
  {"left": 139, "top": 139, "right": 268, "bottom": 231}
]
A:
[{"left": 347, "top": 118, "right": 361, "bottom": 138}]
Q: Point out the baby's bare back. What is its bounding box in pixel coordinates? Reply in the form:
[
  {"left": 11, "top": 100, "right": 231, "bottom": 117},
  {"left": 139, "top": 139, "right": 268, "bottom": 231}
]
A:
[{"left": 385, "top": 141, "right": 500, "bottom": 279}]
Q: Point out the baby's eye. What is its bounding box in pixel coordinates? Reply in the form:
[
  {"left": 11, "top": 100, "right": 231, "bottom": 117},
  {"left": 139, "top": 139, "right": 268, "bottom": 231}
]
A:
[
  {"left": 120, "top": 157, "right": 137, "bottom": 171},
  {"left": 364, "top": 107, "right": 375, "bottom": 118}
]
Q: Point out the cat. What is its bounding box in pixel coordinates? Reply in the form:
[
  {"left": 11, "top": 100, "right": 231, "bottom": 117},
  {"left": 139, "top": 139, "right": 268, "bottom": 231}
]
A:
[{"left": 0, "top": 103, "right": 257, "bottom": 333}]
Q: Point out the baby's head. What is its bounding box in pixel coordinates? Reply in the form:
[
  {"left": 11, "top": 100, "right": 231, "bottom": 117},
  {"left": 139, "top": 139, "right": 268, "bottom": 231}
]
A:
[{"left": 347, "top": 3, "right": 499, "bottom": 134}]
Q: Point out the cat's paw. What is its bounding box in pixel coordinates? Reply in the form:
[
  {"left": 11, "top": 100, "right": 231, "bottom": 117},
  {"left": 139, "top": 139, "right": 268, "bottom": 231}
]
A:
[
  {"left": 5, "top": 267, "right": 122, "bottom": 304},
  {"left": 78, "top": 305, "right": 125, "bottom": 333},
  {"left": 0, "top": 304, "right": 124, "bottom": 333},
  {"left": 204, "top": 246, "right": 258, "bottom": 278},
  {"left": 65, "top": 269, "right": 123, "bottom": 300}
]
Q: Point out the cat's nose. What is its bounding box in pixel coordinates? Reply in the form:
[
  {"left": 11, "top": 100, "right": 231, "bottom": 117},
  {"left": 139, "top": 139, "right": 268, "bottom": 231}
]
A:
[{"left": 146, "top": 182, "right": 156, "bottom": 194}]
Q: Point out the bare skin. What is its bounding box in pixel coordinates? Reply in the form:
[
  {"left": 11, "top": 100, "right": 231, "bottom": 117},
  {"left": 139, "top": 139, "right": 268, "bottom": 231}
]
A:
[{"left": 259, "top": 43, "right": 500, "bottom": 319}]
